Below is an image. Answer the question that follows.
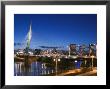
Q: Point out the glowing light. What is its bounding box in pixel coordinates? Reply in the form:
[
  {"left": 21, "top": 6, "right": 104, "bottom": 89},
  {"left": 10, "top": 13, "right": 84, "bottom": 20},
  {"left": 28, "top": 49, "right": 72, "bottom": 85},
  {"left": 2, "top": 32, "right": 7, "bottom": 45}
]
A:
[
  {"left": 91, "top": 55, "right": 94, "bottom": 58},
  {"left": 58, "top": 59, "right": 60, "bottom": 61},
  {"left": 48, "top": 55, "right": 50, "bottom": 57},
  {"left": 84, "top": 55, "right": 87, "bottom": 58},
  {"left": 53, "top": 59, "right": 56, "bottom": 61},
  {"left": 75, "top": 60, "right": 77, "bottom": 63},
  {"left": 72, "top": 56, "right": 77, "bottom": 59},
  {"left": 65, "top": 56, "right": 68, "bottom": 58}
]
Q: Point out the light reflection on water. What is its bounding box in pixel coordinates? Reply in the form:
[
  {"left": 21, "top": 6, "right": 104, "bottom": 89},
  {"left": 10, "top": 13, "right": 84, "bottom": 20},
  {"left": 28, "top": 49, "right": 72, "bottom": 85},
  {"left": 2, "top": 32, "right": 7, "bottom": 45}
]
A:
[
  {"left": 14, "top": 61, "right": 82, "bottom": 76},
  {"left": 14, "top": 61, "right": 55, "bottom": 76}
]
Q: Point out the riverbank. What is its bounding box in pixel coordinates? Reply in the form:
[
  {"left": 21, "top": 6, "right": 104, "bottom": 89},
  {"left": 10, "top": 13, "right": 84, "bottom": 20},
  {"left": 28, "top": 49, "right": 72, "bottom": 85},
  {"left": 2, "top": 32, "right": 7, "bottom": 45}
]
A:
[{"left": 42, "top": 67, "right": 97, "bottom": 76}]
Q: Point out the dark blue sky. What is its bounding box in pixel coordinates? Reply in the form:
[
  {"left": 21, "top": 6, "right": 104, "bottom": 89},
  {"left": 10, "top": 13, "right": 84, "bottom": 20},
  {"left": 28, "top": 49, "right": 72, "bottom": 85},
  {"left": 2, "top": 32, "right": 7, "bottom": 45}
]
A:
[{"left": 14, "top": 14, "right": 97, "bottom": 49}]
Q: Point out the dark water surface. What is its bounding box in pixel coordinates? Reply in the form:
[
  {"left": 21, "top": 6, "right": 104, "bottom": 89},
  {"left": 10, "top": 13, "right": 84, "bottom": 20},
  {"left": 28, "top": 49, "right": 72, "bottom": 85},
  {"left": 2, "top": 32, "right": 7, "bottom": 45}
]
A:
[{"left": 14, "top": 61, "right": 82, "bottom": 76}]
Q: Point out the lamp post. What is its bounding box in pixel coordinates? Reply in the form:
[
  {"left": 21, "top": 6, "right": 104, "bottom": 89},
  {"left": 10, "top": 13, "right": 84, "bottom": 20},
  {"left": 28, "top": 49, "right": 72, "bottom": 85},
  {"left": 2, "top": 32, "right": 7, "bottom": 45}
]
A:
[
  {"left": 84, "top": 55, "right": 87, "bottom": 68},
  {"left": 54, "top": 57, "right": 60, "bottom": 76},
  {"left": 91, "top": 55, "right": 94, "bottom": 69},
  {"left": 74, "top": 60, "right": 77, "bottom": 69}
]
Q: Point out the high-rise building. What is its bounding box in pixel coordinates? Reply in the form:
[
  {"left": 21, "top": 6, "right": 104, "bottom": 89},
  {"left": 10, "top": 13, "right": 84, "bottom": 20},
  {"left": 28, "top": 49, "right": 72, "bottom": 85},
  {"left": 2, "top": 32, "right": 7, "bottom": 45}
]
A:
[
  {"left": 89, "top": 44, "right": 96, "bottom": 56},
  {"left": 69, "top": 44, "right": 77, "bottom": 55}
]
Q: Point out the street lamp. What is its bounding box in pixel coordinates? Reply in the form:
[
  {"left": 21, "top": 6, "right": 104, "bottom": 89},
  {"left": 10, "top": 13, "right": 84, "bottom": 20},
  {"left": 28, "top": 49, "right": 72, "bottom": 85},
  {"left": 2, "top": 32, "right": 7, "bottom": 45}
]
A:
[
  {"left": 91, "top": 55, "right": 94, "bottom": 69},
  {"left": 54, "top": 58, "right": 60, "bottom": 76},
  {"left": 74, "top": 60, "right": 77, "bottom": 69},
  {"left": 84, "top": 55, "right": 87, "bottom": 67}
]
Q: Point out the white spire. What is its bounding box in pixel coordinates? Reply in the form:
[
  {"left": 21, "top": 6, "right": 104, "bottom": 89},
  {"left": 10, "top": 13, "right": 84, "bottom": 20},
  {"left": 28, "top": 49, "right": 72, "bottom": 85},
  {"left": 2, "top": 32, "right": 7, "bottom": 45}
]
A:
[
  {"left": 28, "top": 23, "right": 32, "bottom": 41},
  {"left": 26, "top": 23, "right": 32, "bottom": 48}
]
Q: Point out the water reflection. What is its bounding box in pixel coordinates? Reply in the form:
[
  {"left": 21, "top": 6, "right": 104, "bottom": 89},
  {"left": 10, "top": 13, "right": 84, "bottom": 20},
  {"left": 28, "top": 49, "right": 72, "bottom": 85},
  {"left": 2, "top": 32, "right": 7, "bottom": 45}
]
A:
[
  {"left": 14, "top": 60, "right": 84, "bottom": 76},
  {"left": 14, "top": 61, "right": 55, "bottom": 76}
]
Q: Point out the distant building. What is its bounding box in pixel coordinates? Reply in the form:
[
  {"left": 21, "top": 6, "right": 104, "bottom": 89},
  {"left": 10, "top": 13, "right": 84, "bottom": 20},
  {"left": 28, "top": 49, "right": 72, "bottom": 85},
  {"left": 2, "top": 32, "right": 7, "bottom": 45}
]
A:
[
  {"left": 79, "top": 44, "right": 87, "bottom": 56},
  {"left": 69, "top": 44, "right": 77, "bottom": 55},
  {"left": 89, "top": 44, "right": 96, "bottom": 56}
]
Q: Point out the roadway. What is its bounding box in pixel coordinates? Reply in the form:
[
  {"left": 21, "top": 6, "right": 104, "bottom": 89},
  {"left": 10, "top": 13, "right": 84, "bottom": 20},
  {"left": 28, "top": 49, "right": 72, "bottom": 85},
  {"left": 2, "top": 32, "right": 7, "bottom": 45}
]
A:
[{"left": 58, "top": 67, "right": 97, "bottom": 76}]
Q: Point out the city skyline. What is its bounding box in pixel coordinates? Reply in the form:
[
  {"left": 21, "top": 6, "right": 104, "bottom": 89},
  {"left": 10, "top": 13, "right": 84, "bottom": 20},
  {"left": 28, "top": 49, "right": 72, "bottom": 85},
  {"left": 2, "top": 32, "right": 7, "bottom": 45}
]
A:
[{"left": 14, "top": 14, "right": 97, "bottom": 49}]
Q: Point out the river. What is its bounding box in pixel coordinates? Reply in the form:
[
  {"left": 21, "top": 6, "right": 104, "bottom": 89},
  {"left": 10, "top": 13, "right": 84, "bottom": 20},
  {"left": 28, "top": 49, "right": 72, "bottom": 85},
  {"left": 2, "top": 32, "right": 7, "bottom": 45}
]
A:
[{"left": 14, "top": 61, "right": 82, "bottom": 76}]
